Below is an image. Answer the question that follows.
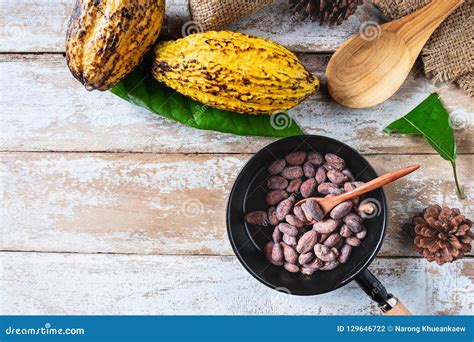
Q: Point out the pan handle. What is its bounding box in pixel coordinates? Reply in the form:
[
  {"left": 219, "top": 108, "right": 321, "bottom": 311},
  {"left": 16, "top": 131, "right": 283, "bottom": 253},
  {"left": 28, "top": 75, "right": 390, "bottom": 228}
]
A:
[{"left": 355, "top": 268, "right": 412, "bottom": 315}]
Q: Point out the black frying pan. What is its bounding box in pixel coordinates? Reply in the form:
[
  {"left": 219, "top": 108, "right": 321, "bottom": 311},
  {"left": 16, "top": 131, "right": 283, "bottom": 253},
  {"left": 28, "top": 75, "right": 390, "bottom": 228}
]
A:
[{"left": 226, "top": 135, "right": 409, "bottom": 314}]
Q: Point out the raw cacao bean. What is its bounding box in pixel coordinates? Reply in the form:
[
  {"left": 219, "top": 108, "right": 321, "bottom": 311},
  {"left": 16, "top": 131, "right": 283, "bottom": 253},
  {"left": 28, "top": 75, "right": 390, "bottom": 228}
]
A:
[
  {"left": 244, "top": 211, "right": 268, "bottom": 225},
  {"left": 281, "top": 243, "right": 299, "bottom": 264},
  {"left": 298, "top": 251, "right": 314, "bottom": 265},
  {"left": 323, "top": 232, "right": 341, "bottom": 247},
  {"left": 277, "top": 223, "right": 298, "bottom": 237},
  {"left": 324, "top": 153, "right": 345, "bottom": 171},
  {"left": 272, "top": 226, "right": 282, "bottom": 243},
  {"left": 285, "top": 151, "right": 306, "bottom": 165},
  {"left": 317, "top": 182, "right": 342, "bottom": 195},
  {"left": 271, "top": 243, "right": 284, "bottom": 265},
  {"left": 356, "top": 229, "right": 367, "bottom": 239},
  {"left": 276, "top": 196, "right": 295, "bottom": 220},
  {"left": 312, "top": 219, "right": 338, "bottom": 234},
  {"left": 285, "top": 214, "right": 304, "bottom": 228},
  {"left": 327, "top": 170, "right": 348, "bottom": 185},
  {"left": 358, "top": 201, "right": 377, "bottom": 218},
  {"left": 300, "top": 178, "right": 317, "bottom": 198},
  {"left": 342, "top": 168, "right": 355, "bottom": 181},
  {"left": 296, "top": 230, "right": 318, "bottom": 253},
  {"left": 303, "top": 161, "right": 316, "bottom": 178},
  {"left": 320, "top": 260, "right": 340, "bottom": 270},
  {"left": 281, "top": 166, "right": 304, "bottom": 180},
  {"left": 314, "top": 243, "right": 336, "bottom": 261},
  {"left": 345, "top": 236, "right": 361, "bottom": 247},
  {"left": 307, "top": 151, "right": 323, "bottom": 166},
  {"left": 301, "top": 199, "right": 324, "bottom": 222},
  {"left": 302, "top": 257, "right": 324, "bottom": 270},
  {"left": 315, "top": 166, "right": 327, "bottom": 184},
  {"left": 267, "top": 176, "right": 288, "bottom": 190},
  {"left": 338, "top": 244, "right": 352, "bottom": 263},
  {"left": 268, "top": 206, "right": 280, "bottom": 226},
  {"left": 266, "top": 190, "right": 289, "bottom": 206},
  {"left": 264, "top": 242, "right": 274, "bottom": 263},
  {"left": 282, "top": 234, "right": 297, "bottom": 246},
  {"left": 329, "top": 201, "right": 353, "bottom": 219},
  {"left": 286, "top": 178, "right": 302, "bottom": 193},
  {"left": 293, "top": 205, "right": 306, "bottom": 223},
  {"left": 268, "top": 159, "right": 286, "bottom": 175},
  {"left": 344, "top": 213, "right": 362, "bottom": 233},
  {"left": 301, "top": 267, "right": 316, "bottom": 275},
  {"left": 339, "top": 224, "right": 353, "bottom": 238},
  {"left": 283, "top": 262, "right": 300, "bottom": 273}
]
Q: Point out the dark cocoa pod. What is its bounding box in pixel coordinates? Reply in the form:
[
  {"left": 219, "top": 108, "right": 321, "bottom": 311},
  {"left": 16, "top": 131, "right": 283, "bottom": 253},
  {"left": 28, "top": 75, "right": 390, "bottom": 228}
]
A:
[
  {"left": 296, "top": 230, "right": 318, "bottom": 253},
  {"left": 342, "top": 168, "right": 355, "bottom": 181},
  {"left": 268, "top": 206, "right": 280, "bottom": 226},
  {"left": 268, "top": 159, "right": 286, "bottom": 175},
  {"left": 285, "top": 214, "right": 304, "bottom": 228},
  {"left": 271, "top": 243, "right": 284, "bottom": 265},
  {"left": 338, "top": 244, "right": 352, "bottom": 263},
  {"left": 317, "top": 182, "right": 342, "bottom": 195},
  {"left": 327, "top": 170, "right": 348, "bottom": 185},
  {"left": 293, "top": 205, "right": 306, "bottom": 223},
  {"left": 329, "top": 201, "right": 353, "bottom": 220},
  {"left": 244, "top": 211, "right": 268, "bottom": 225},
  {"left": 346, "top": 236, "right": 361, "bottom": 247},
  {"left": 298, "top": 251, "right": 314, "bottom": 265},
  {"left": 324, "top": 153, "right": 345, "bottom": 171},
  {"left": 281, "top": 166, "right": 303, "bottom": 180},
  {"left": 276, "top": 196, "right": 295, "bottom": 220},
  {"left": 284, "top": 262, "right": 300, "bottom": 273},
  {"left": 272, "top": 225, "right": 282, "bottom": 243},
  {"left": 339, "top": 224, "right": 353, "bottom": 238},
  {"left": 277, "top": 223, "right": 298, "bottom": 237},
  {"left": 281, "top": 243, "right": 299, "bottom": 264},
  {"left": 286, "top": 178, "right": 302, "bottom": 193},
  {"left": 267, "top": 175, "right": 288, "bottom": 190},
  {"left": 320, "top": 260, "right": 340, "bottom": 270},
  {"left": 285, "top": 151, "right": 306, "bottom": 165},
  {"left": 300, "top": 178, "right": 317, "bottom": 198},
  {"left": 307, "top": 151, "right": 323, "bottom": 166},
  {"left": 314, "top": 243, "right": 336, "bottom": 261},
  {"left": 312, "top": 219, "right": 338, "bottom": 234},
  {"left": 266, "top": 190, "right": 289, "bottom": 206},
  {"left": 315, "top": 166, "right": 327, "bottom": 184},
  {"left": 323, "top": 232, "right": 341, "bottom": 247},
  {"left": 301, "top": 199, "right": 324, "bottom": 222},
  {"left": 356, "top": 229, "right": 367, "bottom": 240},
  {"left": 303, "top": 161, "right": 316, "bottom": 178},
  {"left": 282, "top": 234, "right": 297, "bottom": 246}
]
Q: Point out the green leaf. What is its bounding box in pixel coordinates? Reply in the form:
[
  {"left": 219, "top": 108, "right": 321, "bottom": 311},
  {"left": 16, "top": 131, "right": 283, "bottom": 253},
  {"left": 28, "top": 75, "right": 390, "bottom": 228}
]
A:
[
  {"left": 110, "top": 65, "right": 303, "bottom": 138},
  {"left": 384, "top": 93, "right": 465, "bottom": 199}
]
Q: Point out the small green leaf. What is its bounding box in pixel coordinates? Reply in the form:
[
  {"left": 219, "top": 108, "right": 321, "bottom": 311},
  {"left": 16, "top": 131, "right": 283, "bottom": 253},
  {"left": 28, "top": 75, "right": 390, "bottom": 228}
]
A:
[
  {"left": 110, "top": 65, "right": 303, "bottom": 138},
  {"left": 384, "top": 93, "right": 465, "bottom": 199}
]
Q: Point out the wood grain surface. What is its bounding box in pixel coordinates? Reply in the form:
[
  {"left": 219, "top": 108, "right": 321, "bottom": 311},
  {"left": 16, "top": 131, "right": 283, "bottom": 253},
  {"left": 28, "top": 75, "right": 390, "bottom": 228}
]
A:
[
  {"left": 0, "top": 0, "right": 472, "bottom": 316},
  {"left": 1, "top": 252, "right": 472, "bottom": 315}
]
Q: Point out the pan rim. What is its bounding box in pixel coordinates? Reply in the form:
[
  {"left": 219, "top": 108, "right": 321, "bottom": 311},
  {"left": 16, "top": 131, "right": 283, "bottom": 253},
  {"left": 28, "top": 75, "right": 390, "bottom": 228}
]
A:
[{"left": 226, "top": 134, "right": 388, "bottom": 296}]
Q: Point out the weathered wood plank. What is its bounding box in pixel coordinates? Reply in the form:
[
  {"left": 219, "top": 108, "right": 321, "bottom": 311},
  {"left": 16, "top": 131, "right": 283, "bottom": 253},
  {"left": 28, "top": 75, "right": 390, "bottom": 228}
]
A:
[
  {"left": 1, "top": 252, "right": 472, "bottom": 315},
  {"left": 0, "top": 0, "right": 384, "bottom": 53},
  {"left": 2, "top": 153, "right": 472, "bottom": 256},
  {"left": 1, "top": 54, "right": 472, "bottom": 153}
]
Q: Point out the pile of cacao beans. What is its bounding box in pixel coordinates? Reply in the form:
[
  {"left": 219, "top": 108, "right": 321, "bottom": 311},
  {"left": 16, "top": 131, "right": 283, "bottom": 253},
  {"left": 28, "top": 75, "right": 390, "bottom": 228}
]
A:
[{"left": 244, "top": 151, "right": 377, "bottom": 275}]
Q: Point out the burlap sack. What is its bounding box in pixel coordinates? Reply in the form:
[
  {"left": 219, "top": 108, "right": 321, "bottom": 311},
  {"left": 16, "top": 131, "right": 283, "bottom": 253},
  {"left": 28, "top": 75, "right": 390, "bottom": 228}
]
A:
[
  {"left": 189, "top": 0, "right": 274, "bottom": 31},
  {"left": 373, "top": 0, "right": 473, "bottom": 96}
]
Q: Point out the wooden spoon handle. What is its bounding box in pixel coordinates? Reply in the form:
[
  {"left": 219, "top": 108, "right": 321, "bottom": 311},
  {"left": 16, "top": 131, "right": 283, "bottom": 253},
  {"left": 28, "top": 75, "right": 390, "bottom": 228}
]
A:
[
  {"left": 384, "top": 298, "right": 412, "bottom": 315},
  {"left": 332, "top": 164, "right": 420, "bottom": 204},
  {"left": 384, "top": 0, "right": 464, "bottom": 57}
]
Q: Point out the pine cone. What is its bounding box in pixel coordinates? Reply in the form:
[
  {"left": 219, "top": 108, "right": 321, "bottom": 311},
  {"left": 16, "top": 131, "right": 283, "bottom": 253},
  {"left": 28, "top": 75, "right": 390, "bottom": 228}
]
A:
[
  {"left": 412, "top": 204, "right": 472, "bottom": 265},
  {"left": 289, "top": 0, "right": 363, "bottom": 26}
]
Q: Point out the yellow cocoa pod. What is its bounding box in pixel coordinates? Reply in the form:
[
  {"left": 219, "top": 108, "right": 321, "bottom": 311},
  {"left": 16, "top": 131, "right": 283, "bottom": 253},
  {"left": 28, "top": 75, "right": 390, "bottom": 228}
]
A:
[
  {"left": 152, "top": 31, "right": 319, "bottom": 115},
  {"left": 66, "top": 0, "right": 165, "bottom": 91}
]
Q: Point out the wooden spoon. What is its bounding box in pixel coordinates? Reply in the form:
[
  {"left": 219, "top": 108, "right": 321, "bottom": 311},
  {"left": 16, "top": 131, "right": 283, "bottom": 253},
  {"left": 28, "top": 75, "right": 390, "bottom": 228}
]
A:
[
  {"left": 326, "top": 0, "right": 464, "bottom": 108},
  {"left": 295, "top": 164, "right": 420, "bottom": 218}
]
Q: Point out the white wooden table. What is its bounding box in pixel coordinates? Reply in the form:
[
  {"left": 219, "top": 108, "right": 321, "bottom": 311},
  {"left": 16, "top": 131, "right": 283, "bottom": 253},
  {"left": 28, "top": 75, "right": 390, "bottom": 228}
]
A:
[{"left": 1, "top": 0, "right": 473, "bottom": 315}]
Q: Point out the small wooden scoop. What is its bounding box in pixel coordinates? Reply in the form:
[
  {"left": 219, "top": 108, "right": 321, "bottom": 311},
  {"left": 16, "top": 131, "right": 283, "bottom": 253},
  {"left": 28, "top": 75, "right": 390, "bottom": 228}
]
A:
[
  {"left": 326, "top": 0, "right": 464, "bottom": 108},
  {"left": 296, "top": 164, "right": 420, "bottom": 216}
]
